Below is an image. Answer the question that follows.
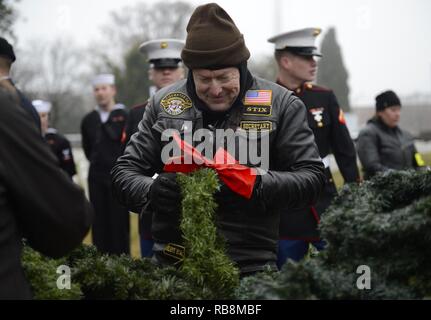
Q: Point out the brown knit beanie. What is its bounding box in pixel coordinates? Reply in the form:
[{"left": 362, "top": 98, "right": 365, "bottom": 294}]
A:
[{"left": 181, "top": 3, "right": 250, "bottom": 69}]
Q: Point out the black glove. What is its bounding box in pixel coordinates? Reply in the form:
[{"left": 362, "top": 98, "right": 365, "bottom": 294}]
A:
[
  {"left": 149, "top": 172, "right": 182, "bottom": 215},
  {"left": 150, "top": 172, "right": 183, "bottom": 244},
  {"left": 215, "top": 175, "right": 263, "bottom": 214}
]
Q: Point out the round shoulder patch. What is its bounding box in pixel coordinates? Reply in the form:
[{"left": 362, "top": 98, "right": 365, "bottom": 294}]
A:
[{"left": 160, "top": 92, "right": 192, "bottom": 116}]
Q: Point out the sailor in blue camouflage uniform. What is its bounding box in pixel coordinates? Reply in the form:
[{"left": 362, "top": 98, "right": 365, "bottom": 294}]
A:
[
  {"left": 268, "top": 28, "right": 360, "bottom": 266},
  {"left": 33, "top": 99, "right": 77, "bottom": 178},
  {"left": 125, "top": 39, "right": 185, "bottom": 258}
]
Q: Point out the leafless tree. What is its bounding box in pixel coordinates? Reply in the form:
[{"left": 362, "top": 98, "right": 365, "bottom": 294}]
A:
[
  {"left": 0, "top": 0, "right": 18, "bottom": 40},
  {"left": 12, "top": 37, "right": 92, "bottom": 132},
  {"left": 88, "top": 1, "right": 193, "bottom": 108},
  {"left": 92, "top": 1, "right": 193, "bottom": 70}
]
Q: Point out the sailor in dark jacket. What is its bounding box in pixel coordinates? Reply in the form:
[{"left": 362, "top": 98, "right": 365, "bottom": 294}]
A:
[
  {"left": 268, "top": 28, "right": 360, "bottom": 266},
  {"left": 81, "top": 74, "right": 129, "bottom": 255},
  {"left": 0, "top": 90, "right": 93, "bottom": 299},
  {"left": 125, "top": 39, "right": 185, "bottom": 257},
  {"left": 357, "top": 90, "right": 427, "bottom": 179},
  {"left": 33, "top": 99, "right": 77, "bottom": 178},
  {"left": 112, "top": 4, "right": 325, "bottom": 275}
]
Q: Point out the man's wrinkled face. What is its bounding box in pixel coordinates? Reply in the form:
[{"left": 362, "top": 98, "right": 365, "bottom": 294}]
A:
[
  {"left": 150, "top": 67, "right": 184, "bottom": 89},
  {"left": 192, "top": 67, "right": 240, "bottom": 112},
  {"left": 378, "top": 106, "right": 401, "bottom": 128},
  {"left": 93, "top": 84, "right": 116, "bottom": 108}
]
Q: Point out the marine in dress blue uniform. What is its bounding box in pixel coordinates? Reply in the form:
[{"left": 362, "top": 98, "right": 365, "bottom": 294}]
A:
[
  {"left": 125, "top": 39, "right": 185, "bottom": 258},
  {"left": 268, "top": 28, "right": 360, "bottom": 266}
]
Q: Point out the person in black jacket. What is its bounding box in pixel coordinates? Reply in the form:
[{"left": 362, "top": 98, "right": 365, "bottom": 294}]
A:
[
  {"left": 126, "top": 39, "right": 185, "bottom": 258},
  {"left": 268, "top": 28, "right": 360, "bottom": 266},
  {"left": 0, "top": 37, "right": 41, "bottom": 131},
  {"left": 0, "top": 90, "right": 93, "bottom": 299},
  {"left": 81, "top": 74, "right": 130, "bottom": 255},
  {"left": 357, "top": 90, "right": 428, "bottom": 179},
  {"left": 112, "top": 3, "right": 325, "bottom": 275},
  {"left": 33, "top": 99, "right": 77, "bottom": 178}
]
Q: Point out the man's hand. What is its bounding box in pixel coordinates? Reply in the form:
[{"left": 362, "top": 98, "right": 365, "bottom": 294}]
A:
[
  {"left": 150, "top": 172, "right": 182, "bottom": 215},
  {"left": 215, "top": 175, "right": 262, "bottom": 213}
]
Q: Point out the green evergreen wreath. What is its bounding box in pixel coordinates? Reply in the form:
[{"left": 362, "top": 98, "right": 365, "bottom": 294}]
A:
[
  {"left": 22, "top": 169, "right": 239, "bottom": 299},
  {"left": 177, "top": 169, "right": 240, "bottom": 299}
]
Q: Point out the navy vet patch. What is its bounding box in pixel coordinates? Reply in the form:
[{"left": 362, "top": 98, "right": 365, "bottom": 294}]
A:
[
  {"left": 161, "top": 92, "right": 192, "bottom": 116},
  {"left": 240, "top": 121, "right": 272, "bottom": 131}
]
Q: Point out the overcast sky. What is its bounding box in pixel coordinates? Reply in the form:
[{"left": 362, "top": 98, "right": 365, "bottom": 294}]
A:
[{"left": 13, "top": 0, "right": 431, "bottom": 106}]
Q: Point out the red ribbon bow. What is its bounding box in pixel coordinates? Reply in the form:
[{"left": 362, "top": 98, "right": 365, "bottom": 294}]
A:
[{"left": 163, "top": 133, "right": 257, "bottom": 199}]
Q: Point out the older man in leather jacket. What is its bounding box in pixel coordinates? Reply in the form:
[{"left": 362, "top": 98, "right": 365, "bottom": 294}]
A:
[{"left": 111, "top": 3, "right": 325, "bottom": 275}]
